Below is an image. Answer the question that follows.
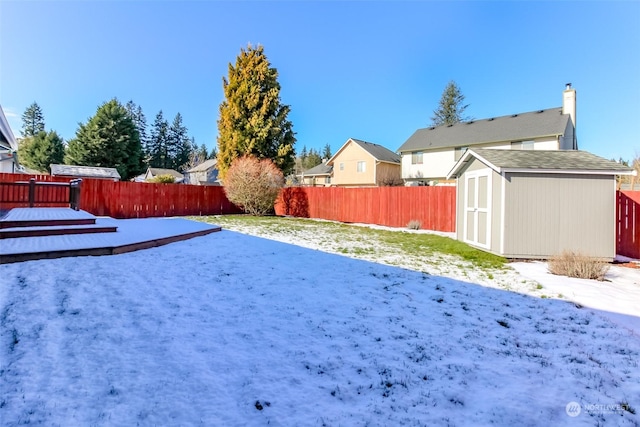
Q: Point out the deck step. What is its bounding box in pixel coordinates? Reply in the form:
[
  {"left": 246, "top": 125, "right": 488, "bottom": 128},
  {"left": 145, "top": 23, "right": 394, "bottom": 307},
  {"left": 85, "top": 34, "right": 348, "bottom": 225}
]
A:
[
  {"left": 0, "top": 218, "right": 96, "bottom": 229},
  {"left": 0, "top": 224, "right": 117, "bottom": 239}
]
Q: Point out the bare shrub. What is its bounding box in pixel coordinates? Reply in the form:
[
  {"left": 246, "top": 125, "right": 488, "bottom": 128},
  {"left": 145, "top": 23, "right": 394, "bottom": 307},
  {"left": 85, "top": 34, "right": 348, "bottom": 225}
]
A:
[
  {"left": 407, "top": 220, "right": 421, "bottom": 230},
  {"left": 548, "top": 251, "right": 610, "bottom": 281},
  {"left": 148, "top": 174, "right": 176, "bottom": 184},
  {"left": 224, "top": 156, "right": 284, "bottom": 216}
]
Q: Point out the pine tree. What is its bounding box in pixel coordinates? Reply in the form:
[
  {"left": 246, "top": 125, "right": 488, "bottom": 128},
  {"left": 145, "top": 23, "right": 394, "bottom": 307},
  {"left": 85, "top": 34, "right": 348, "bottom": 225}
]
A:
[
  {"left": 303, "top": 148, "right": 322, "bottom": 169},
  {"left": 322, "top": 143, "right": 332, "bottom": 160},
  {"left": 208, "top": 145, "right": 218, "bottom": 160},
  {"left": 125, "top": 101, "right": 149, "bottom": 164},
  {"left": 18, "top": 130, "right": 65, "bottom": 173},
  {"left": 431, "top": 81, "right": 471, "bottom": 126},
  {"left": 217, "top": 44, "right": 296, "bottom": 178},
  {"left": 21, "top": 102, "right": 45, "bottom": 137},
  {"left": 167, "top": 113, "right": 191, "bottom": 171},
  {"left": 148, "top": 111, "right": 169, "bottom": 168},
  {"left": 65, "top": 99, "right": 143, "bottom": 180}
]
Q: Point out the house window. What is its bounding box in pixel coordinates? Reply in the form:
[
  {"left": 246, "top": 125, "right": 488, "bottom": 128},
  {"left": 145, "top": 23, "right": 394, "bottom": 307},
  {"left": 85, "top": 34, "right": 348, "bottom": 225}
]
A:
[
  {"left": 339, "top": 162, "right": 344, "bottom": 171},
  {"left": 512, "top": 140, "right": 534, "bottom": 150},
  {"left": 411, "top": 151, "right": 423, "bottom": 164},
  {"left": 324, "top": 176, "right": 331, "bottom": 184},
  {"left": 357, "top": 161, "right": 366, "bottom": 173},
  {"left": 455, "top": 147, "right": 468, "bottom": 161}
]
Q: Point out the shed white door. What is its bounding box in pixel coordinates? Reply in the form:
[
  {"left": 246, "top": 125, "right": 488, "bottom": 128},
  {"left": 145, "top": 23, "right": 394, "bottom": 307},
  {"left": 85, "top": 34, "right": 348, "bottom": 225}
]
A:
[{"left": 463, "top": 170, "right": 491, "bottom": 249}]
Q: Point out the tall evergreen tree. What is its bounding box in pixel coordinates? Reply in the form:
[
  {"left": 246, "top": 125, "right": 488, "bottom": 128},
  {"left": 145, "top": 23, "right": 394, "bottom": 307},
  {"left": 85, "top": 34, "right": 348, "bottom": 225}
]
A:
[
  {"left": 322, "top": 143, "right": 332, "bottom": 160},
  {"left": 431, "top": 81, "right": 471, "bottom": 126},
  {"left": 148, "top": 111, "right": 169, "bottom": 168},
  {"left": 217, "top": 44, "right": 296, "bottom": 178},
  {"left": 303, "top": 148, "right": 322, "bottom": 170},
  {"left": 125, "top": 101, "right": 149, "bottom": 164},
  {"left": 65, "top": 99, "right": 143, "bottom": 180},
  {"left": 21, "top": 102, "right": 45, "bottom": 137},
  {"left": 208, "top": 145, "right": 218, "bottom": 160},
  {"left": 167, "top": 113, "right": 192, "bottom": 171},
  {"left": 18, "top": 130, "right": 65, "bottom": 173}
]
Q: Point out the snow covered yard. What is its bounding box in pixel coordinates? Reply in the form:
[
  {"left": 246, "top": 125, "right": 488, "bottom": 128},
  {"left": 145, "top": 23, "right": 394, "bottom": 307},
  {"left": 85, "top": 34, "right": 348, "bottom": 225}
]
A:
[{"left": 1, "top": 224, "right": 639, "bottom": 425}]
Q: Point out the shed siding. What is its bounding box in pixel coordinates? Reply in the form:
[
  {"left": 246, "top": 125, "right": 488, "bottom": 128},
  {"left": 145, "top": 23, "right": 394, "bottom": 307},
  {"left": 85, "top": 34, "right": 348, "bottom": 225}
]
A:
[
  {"left": 503, "top": 173, "right": 615, "bottom": 259},
  {"left": 455, "top": 159, "right": 499, "bottom": 246}
]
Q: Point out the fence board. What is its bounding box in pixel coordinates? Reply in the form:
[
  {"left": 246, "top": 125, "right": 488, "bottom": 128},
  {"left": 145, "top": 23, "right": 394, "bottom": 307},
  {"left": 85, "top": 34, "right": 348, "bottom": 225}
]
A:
[
  {"left": 0, "top": 173, "right": 242, "bottom": 218},
  {"left": 617, "top": 190, "right": 640, "bottom": 259},
  {"left": 275, "top": 186, "right": 456, "bottom": 232}
]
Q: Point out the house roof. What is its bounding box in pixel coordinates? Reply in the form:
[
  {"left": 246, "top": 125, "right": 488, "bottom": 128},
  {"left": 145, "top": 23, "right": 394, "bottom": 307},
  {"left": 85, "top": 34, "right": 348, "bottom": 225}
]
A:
[
  {"left": 186, "top": 158, "right": 218, "bottom": 173},
  {"left": 50, "top": 164, "right": 121, "bottom": 179},
  {"left": 302, "top": 162, "right": 333, "bottom": 177},
  {"left": 328, "top": 138, "right": 400, "bottom": 165},
  {"left": 398, "top": 108, "right": 571, "bottom": 153},
  {"left": 148, "top": 168, "right": 184, "bottom": 179},
  {"left": 447, "top": 149, "right": 635, "bottom": 179},
  {"left": 0, "top": 105, "right": 18, "bottom": 152}
]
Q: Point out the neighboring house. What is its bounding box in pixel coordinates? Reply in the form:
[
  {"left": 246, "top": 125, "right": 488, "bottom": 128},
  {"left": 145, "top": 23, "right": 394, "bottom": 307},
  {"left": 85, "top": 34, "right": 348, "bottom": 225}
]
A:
[
  {"left": 398, "top": 84, "right": 578, "bottom": 185},
  {"left": 144, "top": 167, "right": 184, "bottom": 183},
  {"left": 185, "top": 159, "right": 220, "bottom": 185},
  {"left": 326, "top": 138, "right": 401, "bottom": 187},
  {"left": 447, "top": 148, "right": 635, "bottom": 260},
  {"left": 50, "top": 164, "right": 121, "bottom": 181},
  {"left": 0, "top": 105, "right": 20, "bottom": 173},
  {"left": 300, "top": 161, "right": 333, "bottom": 187}
]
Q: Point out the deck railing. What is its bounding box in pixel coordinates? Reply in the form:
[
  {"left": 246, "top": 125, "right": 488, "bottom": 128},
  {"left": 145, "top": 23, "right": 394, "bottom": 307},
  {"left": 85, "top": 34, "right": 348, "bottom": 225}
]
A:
[{"left": 0, "top": 178, "right": 82, "bottom": 210}]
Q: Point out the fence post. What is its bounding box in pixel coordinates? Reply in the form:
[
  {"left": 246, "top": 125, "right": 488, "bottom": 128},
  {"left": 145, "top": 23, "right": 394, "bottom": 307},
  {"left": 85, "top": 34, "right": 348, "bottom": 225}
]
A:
[
  {"left": 28, "top": 178, "right": 36, "bottom": 207},
  {"left": 69, "top": 179, "right": 82, "bottom": 211}
]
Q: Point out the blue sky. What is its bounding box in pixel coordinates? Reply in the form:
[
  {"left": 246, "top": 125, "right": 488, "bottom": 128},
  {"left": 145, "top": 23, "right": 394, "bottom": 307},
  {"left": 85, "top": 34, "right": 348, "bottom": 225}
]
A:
[{"left": 1, "top": 1, "right": 638, "bottom": 162}]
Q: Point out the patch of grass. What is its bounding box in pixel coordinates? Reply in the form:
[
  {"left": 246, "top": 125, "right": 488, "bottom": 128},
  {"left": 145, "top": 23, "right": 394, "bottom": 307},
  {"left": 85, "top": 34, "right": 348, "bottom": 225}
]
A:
[
  {"left": 536, "top": 284, "right": 543, "bottom": 290},
  {"left": 195, "top": 215, "right": 507, "bottom": 271}
]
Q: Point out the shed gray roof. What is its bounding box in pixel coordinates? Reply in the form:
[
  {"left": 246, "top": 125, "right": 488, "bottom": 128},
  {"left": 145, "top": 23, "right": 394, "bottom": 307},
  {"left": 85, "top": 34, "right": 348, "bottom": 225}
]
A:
[
  {"left": 303, "top": 162, "right": 333, "bottom": 176},
  {"left": 50, "top": 164, "right": 121, "bottom": 179},
  {"left": 399, "top": 108, "right": 571, "bottom": 152},
  {"left": 186, "top": 158, "right": 218, "bottom": 173},
  {"left": 447, "top": 149, "right": 634, "bottom": 179}
]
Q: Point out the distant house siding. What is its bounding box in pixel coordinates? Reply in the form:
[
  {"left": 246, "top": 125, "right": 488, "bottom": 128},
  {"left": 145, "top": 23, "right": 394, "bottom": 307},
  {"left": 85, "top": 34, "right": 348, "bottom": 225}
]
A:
[
  {"left": 503, "top": 173, "right": 615, "bottom": 259},
  {"left": 402, "top": 136, "right": 562, "bottom": 182},
  {"left": 402, "top": 148, "right": 454, "bottom": 182},
  {"left": 331, "top": 143, "right": 375, "bottom": 186},
  {"left": 375, "top": 162, "right": 402, "bottom": 186}
]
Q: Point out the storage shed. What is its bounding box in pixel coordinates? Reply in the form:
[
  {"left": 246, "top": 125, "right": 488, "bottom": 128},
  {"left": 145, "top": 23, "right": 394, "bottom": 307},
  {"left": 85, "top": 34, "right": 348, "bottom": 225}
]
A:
[{"left": 446, "top": 149, "right": 634, "bottom": 260}]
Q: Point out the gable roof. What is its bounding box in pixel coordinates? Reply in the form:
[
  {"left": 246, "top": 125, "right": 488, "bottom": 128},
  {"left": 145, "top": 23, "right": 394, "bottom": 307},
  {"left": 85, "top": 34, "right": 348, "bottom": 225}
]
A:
[
  {"left": 50, "top": 164, "right": 121, "bottom": 180},
  {"left": 328, "top": 138, "right": 400, "bottom": 165},
  {"left": 302, "top": 162, "right": 333, "bottom": 176},
  {"left": 447, "top": 149, "right": 635, "bottom": 179},
  {"left": 399, "top": 108, "right": 571, "bottom": 153},
  {"left": 186, "top": 158, "right": 218, "bottom": 173}
]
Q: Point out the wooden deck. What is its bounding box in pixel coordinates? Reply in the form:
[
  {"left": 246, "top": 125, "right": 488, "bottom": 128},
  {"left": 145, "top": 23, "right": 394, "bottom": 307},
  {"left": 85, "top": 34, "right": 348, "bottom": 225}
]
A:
[{"left": 0, "top": 208, "right": 222, "bottom": 264}]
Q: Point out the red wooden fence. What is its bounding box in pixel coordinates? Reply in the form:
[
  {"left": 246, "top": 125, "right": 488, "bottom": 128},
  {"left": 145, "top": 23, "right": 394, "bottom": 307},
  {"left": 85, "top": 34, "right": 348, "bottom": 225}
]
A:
[
  {"left": 0, "top": 173, "right": 242, "bottom": 218},
  {"left": 617, "top": 190, "right": 640, "bottom": 259},
  {"left": 5, "top": 173, "right": 636, "bottom": 254},
  {"left": 275, "top": 186, "right": 456, "bottom": 232}
]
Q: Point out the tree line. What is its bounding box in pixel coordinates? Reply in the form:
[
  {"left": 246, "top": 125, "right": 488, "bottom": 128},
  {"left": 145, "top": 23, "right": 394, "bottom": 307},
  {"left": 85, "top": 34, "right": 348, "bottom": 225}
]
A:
[
  {"left": 18, "top": 101, "right": 215, "bottom": 180},
  {"left": 16, "top": 44, "right": 473, "bottom": 185}
]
